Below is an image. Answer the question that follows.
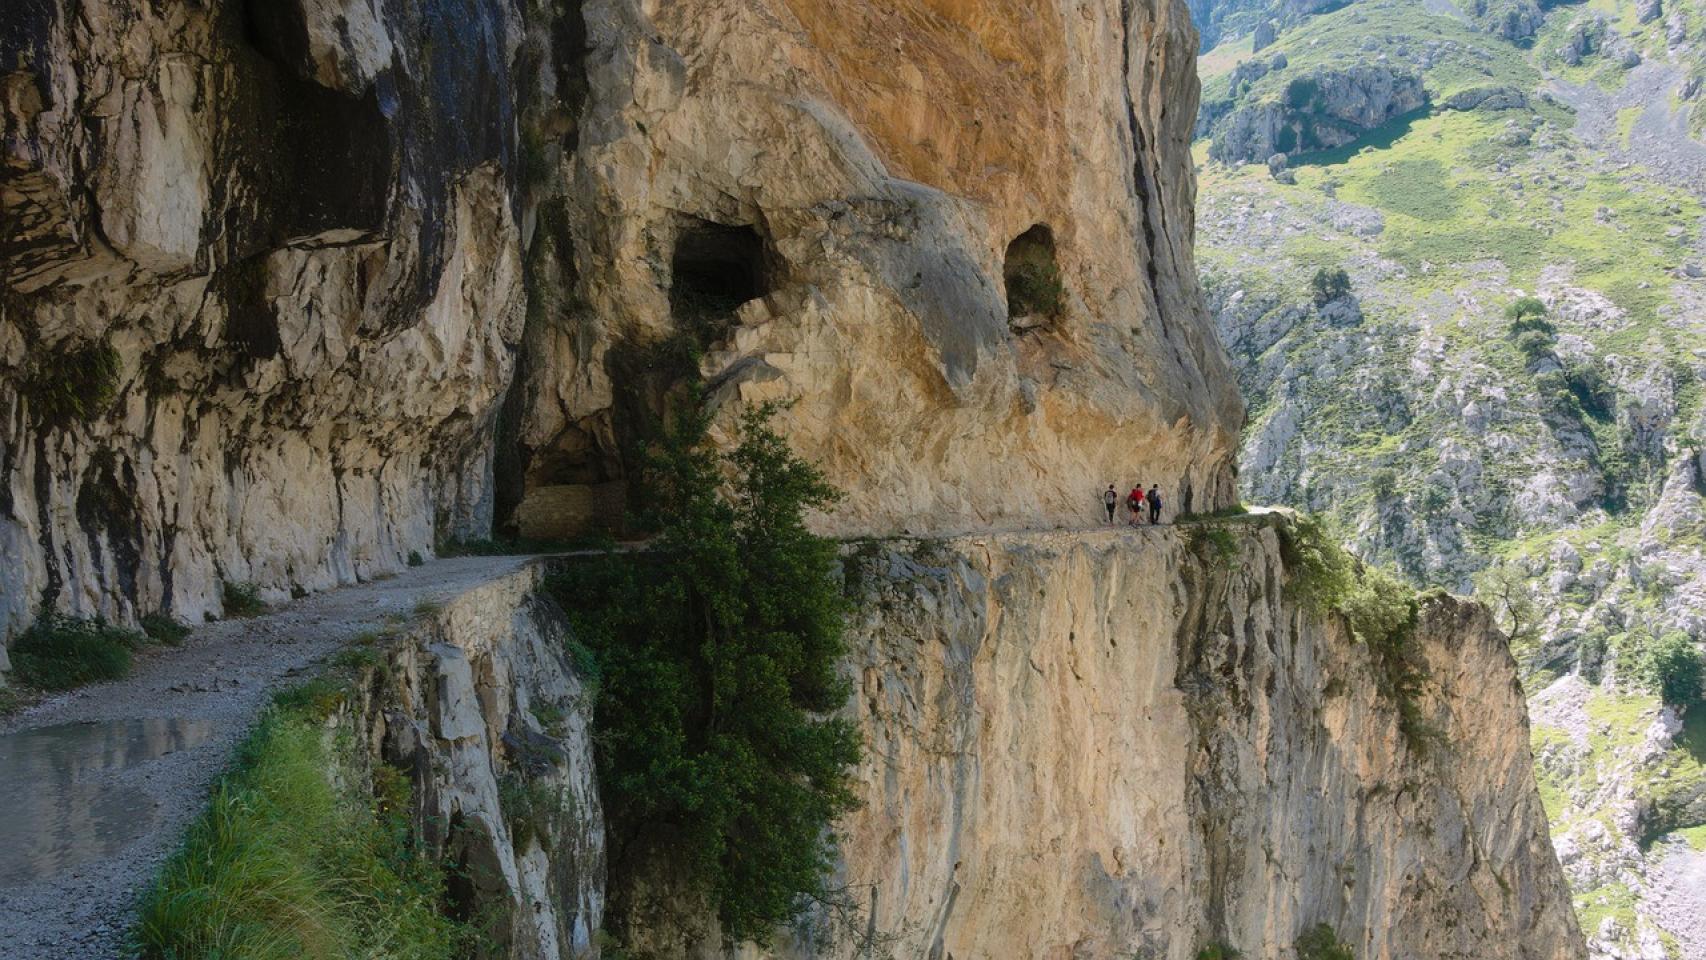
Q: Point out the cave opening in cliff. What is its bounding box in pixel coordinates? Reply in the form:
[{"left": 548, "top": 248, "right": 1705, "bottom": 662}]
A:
[
  {"left": 1004, "top": 224, "right": 1063, "bottom": 327},
  {"left": 670, "top": 217, "right": 769, "bottom": 345}
]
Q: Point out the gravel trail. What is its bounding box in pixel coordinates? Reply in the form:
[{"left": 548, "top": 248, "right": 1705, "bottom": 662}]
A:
[{"left": 0, "top": 555, "right": 536, "bottom": 960}]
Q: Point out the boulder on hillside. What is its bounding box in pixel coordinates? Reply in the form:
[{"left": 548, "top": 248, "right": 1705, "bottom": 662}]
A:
[
  {"left": 1252, "top": 18, "right": 1278, "bottom": 52},
  {"left": 1443, "top": 85, "right": 1532, "bottom": 112},
  {"left": 1636, "top": 0, "right": 1661, "bottom": 25},
  {"left": 1475, "top": 0, "right": 1545, "bottom": 42}
]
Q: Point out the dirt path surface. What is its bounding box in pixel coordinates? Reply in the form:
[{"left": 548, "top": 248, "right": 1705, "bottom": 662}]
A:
[{"left": 0, "top": 555, "right": 537, "bottom": 960}]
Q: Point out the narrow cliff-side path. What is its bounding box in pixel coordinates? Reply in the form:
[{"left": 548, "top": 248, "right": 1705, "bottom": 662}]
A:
[
  {"left": 0, "top": 555, "right": 538, "bottom": 960},
  {"left": 0, "top": 517, "right": 1246, "bottom": 957}
]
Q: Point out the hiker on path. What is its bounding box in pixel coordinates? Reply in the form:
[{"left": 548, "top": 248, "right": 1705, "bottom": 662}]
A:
[
  {"left": 1127, "top": 486, "right": 1145, "bottom": 526},
  {"left": 1147, "top": 484, "right": 1163, "bottom": 525},
  {"left": 1103, "top": 484, "right": 1119, "bottom": 524}
]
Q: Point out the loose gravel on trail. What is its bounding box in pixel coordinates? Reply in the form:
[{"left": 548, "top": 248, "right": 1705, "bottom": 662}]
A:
[{"left": 0, "top": 556, "right": 535, "bottom": 960}]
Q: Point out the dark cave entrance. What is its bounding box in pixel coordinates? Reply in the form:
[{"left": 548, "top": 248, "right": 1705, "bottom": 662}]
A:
[
  {"left": 669, "top": 218, "right": 769, "bottom": 344},
  {"left": 1003, "top": 224, "right": 1064, "bottom": 327}
]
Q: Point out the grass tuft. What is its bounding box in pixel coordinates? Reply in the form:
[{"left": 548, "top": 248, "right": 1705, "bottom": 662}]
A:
[
  {"left": 132, "top": 701, "right": 473, "bottom": 959},
  {"left": 22, "top": 340, "right": 122, "bottom": 424},
  {"left": 141, "top": 613, "right": 191, "bottom": 647},
  {"left": 10, "top": 614, "right": 144, "bottom": 691}
]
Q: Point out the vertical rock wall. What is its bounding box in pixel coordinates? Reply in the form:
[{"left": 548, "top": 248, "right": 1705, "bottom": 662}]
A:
[
  {"left": 775, "top": 525, "right": 1585, "bottom": 960},
  {"left": 2, "top": 0, "right": 1244, "bottom": 664},
  {"left": 1, "top": 0, "right": 537, "bottom": 644},
  {"left": 507, "top": 0, "right": 1243, "bottom": 541},
  {"left": 346, "top": 564, "right": 605, "bottom": 959}
]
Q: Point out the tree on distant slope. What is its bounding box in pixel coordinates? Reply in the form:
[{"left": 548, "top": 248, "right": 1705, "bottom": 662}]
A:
[
  {"left": 1642, "top": 631, "right": 1705, "bottom": 710},
  {"left": 1310, "top": 267, "right": 1352, "bottom": 306}
]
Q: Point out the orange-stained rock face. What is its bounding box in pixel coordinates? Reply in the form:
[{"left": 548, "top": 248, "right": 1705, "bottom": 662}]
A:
[
  {"left": 511, "top": 0, "right": 1242, "bottom": 540},
  {"left": 773, "top": 0, "right": 1069, "bottom": 206},
  {"left": 0, "top": 0, "right": 1239, "bottom": 627}
]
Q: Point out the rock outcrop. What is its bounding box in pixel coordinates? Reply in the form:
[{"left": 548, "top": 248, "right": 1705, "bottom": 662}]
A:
[
  {"left": 2, "top": 0, "right": 1244, "bottom": 658},
  {"left": 772, "top": 525, "right": 1584, "bottom": 959},
  {"left": 506, "top": 0, "right": 1243, "bottom": 543},
  {"left": 341, "top": 563, "right": 605, "bottom": 959},
  {"left": 1, "top": 0, "right": 538, "bottom": 643},
  {"left": 1208, "top": 66, "right": 1428, "bottom": 166},
  {"left": 366, "top": 528, "right": 1583, "bottom": 959}
]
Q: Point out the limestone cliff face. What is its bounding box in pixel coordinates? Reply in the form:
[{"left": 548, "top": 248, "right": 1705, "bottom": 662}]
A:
[
  {"left": 357, "top": 530, "right": 1582, "bottom": 960},
  {"left": 780, "top": 525, "right": 1584, "bottom": 960},
  {"left": 509, "top": 0, "right": 1243, "bottom": 540},
  {"left": 343, "top": 564, "right": 605, "bottom": 959},
  {"left": 1, "top": 0, "right": 540, "bottom": 645},
  {"left": 2, "top": 0, "right": 1242, "bottom": 658}
]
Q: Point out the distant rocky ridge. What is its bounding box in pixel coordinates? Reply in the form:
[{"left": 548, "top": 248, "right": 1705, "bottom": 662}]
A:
[{"left": 1206, "top": 64, "right": 1428, "bottom": 165}]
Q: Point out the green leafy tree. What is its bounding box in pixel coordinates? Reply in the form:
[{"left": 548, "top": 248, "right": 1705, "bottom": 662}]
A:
[
  {"left": 1641, "top": 632, "right": 1705, "bottom": 709},
  {"left": 1474, "top": 559, "right": 1541, "bottom": 657},
  {"left": 1310, "top": 268, "right": 1352, "bottom": 306},
  {"left": 1277, "top": 514, "right": 1355, "bottom": 612},
  {"left": 1504, "top": 296, "right": 1547, "bottom": 322},
  {"left": 547, "top": 402, "right": 861, "bottom": 946}
]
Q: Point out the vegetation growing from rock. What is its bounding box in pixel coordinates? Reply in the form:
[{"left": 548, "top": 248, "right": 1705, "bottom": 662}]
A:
[
  {"left": 221, "top": 581, "right": 266, "bottom": 618},
  {"left": 543, "top": 403, "right": 860, "bottom": 947},
  {"left": 20, "top": 340, "right": 121, "bottom": 424},
  {"left": 1276, "top": 513, "right": 1355, "bottom": 614},
  {"left": 10, "top": 614, "right": 146, "bottom": 691},
  {"left": 140, "top": 613, "right": 191, "bottom": 647},
  {"left": 1006, "top": 259, "right": 1065, "bottom": 318},
  {"left": 1310, "top": 267, "right": 1351, "bottom": 305},
  {"left": 133, "top": 679, "right": 474, "bottom": 960},
  {"left": 1186, "top": 523, "right": 1242, "bottom": 567},
  {"left": 1294, "top": 923, "right": 1356, "bottom": 960},
  {"left": 1277, "top": 515, "right": 1433, "bottom": 750}
]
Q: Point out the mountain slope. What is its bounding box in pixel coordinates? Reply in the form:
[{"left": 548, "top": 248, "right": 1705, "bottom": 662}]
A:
[{"left": 1194, "top": 0, "right": 1706, "bottom": 956}]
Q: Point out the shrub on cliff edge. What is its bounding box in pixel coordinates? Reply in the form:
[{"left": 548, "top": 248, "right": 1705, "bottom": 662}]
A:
[
  {"left": 544, "top": 402, "right": 860, "bottom": 946},
  {"left": 1277, "top": 514, "right": 1435, "bottom": 753}
]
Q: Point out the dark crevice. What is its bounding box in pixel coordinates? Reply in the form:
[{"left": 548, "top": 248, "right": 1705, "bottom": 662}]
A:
[
  {"left": 76, "top": 451, "right": 142, "bottom": 604},
  {"left": 213, "top": 255, "right": 281, "bottom": 364},
  {"left": 1117, "top": 0, "right": 1170, "bottom": 343},
  {"left": 32, "top": 431, "right": 60, "bottom": 612}
]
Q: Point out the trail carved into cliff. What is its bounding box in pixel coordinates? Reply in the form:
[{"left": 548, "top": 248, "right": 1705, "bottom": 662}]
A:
[{"left": 0, "top": 555, "right": 535, "bottom": 960}]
